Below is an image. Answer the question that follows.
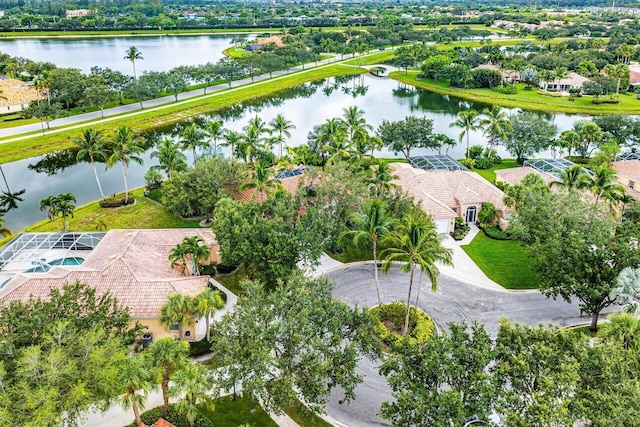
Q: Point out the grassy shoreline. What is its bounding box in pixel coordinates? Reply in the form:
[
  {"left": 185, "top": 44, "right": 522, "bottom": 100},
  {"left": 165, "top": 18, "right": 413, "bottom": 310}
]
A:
[
  {"left": 0, "top": 64, "right": 364, "bottom": 164},
  {"left": 390, "top": 71, "right": 640, "bottom": 115}
]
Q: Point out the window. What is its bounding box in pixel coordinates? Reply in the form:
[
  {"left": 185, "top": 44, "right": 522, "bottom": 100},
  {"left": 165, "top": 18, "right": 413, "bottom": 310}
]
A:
[
  {"left": 630, "top": 181, "right": 635, "bottom": 189},
  {"left": 169, "top": 323, "right": 179, "bottom": 331}
]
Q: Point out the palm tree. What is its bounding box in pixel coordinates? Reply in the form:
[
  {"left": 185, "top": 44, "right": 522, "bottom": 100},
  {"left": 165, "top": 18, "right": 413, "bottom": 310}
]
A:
[
  {"left": 538, "top": 69, "right": 554, "bottom": 90},
  {"left": 549, "top": 165, "right": 592, "bottom": 191},
  {"left": 610, "top": 267, "right": 640, "bottom": 316},
  {"left": 450, "top": 110, "right": 480, "bottom": 159},
  {"left": 241, "top": 163, "right": 282, "bottom": 200},
  {"left": 591, "top": 165, "right": 625, "bottom": 206},
  {"left": 118, "top": 356, "right": 154, "bottom": 426},
  {"left": 559, "top": 130, "right": 581, "bottom": 157},
  {"left": 194, "top": 288, "right": 225, "bottom": 341},
  {"left": 600, "top": 312, "right": 640, "bottom": 351},
  {"left": 205, "top": 119, "right": 225, "bottom": 155},
  {"left": 151, "top": 137, "right": 187, "bottom": 178},
  {"left": 124, "top": 46, "right": 143, "bottom": 79},
  {"left": 169, "top": 362, "right": 214, "bottom": 427},
  {"left": 341, "top": 106, "right": 373, "bottom": 145},
  {"left": 369, "top": 161, "right": 397, "bottom": 196},
  {"left": 0, "top": 165, "right": 25, "bottom": 215},
  {"left": 341, "top": 199, "right": 393, "bottom": 307},
  {"left": 603, "top": 63, "right": 627, "bottom": 100},
  {"left": 381, "top": 212, "right": 453, "bottom": 336},
  {"left": 53, "top": 193, "right": 76, "bottom": 232},
  {"left": 107, "top": 125, "right": 145, "bottom": 205},
  {"left": 169, "top": 242, "right": 189, "bottom": 275},
  {"left": 479, "top": 106, "right": 512, "bottom": 149},
  {"left": 552, "top": 66, "right": 568, "bottom": 92},
  {"left": 145, "top": 337, "right": 189, "bottom": 418},
  {"left": 180, "top": 123, "right": 207, "bottom": 166},
  {"left": 221, "top": 129, "right": 243, "bottom": 160},
  {"left": 182, "top": 235, "right": 211, "bottom": 276},
  {"left": 269, "top": 113, "right": 296, "bottom": 158},
  {"left": 160, "top": 293, "right": 196, "bottom": 340},
  {"left": 0, "top": 217, "right": 11, "bottom": 237},
  {"left": 74, "top": 128, "right": 107, "bottom": 200}
]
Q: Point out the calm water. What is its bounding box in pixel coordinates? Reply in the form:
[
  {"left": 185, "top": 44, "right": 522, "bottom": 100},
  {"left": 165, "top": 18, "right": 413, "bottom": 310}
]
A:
[
  {"left": 0, "top": 34, "right": 254, "bottom": 75},
  {"left": 1, "top": 74, "right": 586, "bottom": 231}
]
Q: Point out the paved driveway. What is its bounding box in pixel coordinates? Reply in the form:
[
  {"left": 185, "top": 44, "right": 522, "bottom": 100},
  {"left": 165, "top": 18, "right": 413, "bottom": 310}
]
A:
[{"left": 322, "top": 262, "right": 604, "bottom": 427}]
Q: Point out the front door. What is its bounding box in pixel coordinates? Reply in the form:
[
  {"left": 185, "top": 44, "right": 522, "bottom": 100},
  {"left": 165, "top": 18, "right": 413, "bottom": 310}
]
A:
[{"left": 465, "top": 206, "right": 477, "bottom": 223}]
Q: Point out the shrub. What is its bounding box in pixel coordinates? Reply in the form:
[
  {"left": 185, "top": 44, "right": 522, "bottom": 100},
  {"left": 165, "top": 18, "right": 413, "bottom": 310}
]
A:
[
  {"left": 99, "top": 193, "right": 134, "bottom": 208},
  {"left": 188, "top": 338, "right": 212, "bottom": 356},
  {"left": 216, "top": 264, "right": 238, "bottom": 274},
  {"left": 471, "top": 68, "right": 502, "bottom": 88},
  {"left": 592, "top": 98, "right": 620, "bottom": 105},
  {"left": 129, "top": 404, "right": 213, "bottom": 427},
  {"left": 146, "top": 188, "right": 163, "bottom": 204},
  {"left": 493, "top": 155, "right": 502, "bottom": 165},
  {"left": 483, "top": 225, "right": 510, "bottom": 240},
  {"left": 493, "top": 84, "right": 518, "bottom": 94},
  {"left": 459, "top": 158, "right": 475, "bottom": 169},
  {"left": 370, "top": 302, "right": 434, "bottom": 349},
  {"left": 478, "top": 202, "right": 498, "bottom": 228},
  {"left": 467, "top": 145, "right": 484, "bottom": 160},
  {"left": 453, "top": 217, "right": 470, "bottom": 240},
  {"left": 568, "top": 87, "right": 582, "bottom": 97},
  {"left": 474, "top": 157, "right": 494, "bottom": 170},
  {"left": 145, "top": 168, "right": 164, "bottom": 191}
]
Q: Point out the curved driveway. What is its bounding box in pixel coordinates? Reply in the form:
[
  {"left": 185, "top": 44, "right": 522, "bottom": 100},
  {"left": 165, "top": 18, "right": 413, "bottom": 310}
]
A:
[{"left": 322, "top": 262, "right": 605, "bottom": 427}]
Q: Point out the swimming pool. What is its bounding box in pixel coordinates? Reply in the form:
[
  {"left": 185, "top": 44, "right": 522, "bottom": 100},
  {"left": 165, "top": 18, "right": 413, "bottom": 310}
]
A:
[{"left": 23, "top": 257, "right": 85, "bottom": 273}]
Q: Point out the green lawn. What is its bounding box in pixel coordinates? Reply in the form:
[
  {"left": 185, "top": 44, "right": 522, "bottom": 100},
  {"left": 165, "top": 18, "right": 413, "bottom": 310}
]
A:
[
  {"left": 208, "top": 395, "right": 278, "bottom": 427},
  {"left": 391, "top": 72, "right": 640, "bottom": 115},
  {"left": 283, "top": 400, "right": 333, "bottom": 427},
  {"left": 472, "top": 159, "right": 520, "bottom": 184},
  {"left": 215, "top": 265, "right": 249, "bottom": 296},
  {"left": 222, "top": 46, "right": 251, "bottom": 58},
  {"left": 461, "top": 232, "right": 539, "bottom": 290}
]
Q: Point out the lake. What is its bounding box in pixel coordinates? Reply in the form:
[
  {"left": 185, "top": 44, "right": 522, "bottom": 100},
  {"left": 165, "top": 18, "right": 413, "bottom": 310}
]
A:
[
  {"left": 0, "top": 74, "right": 586, "bottom": 231},
  {"left": 0, "top": 34, "right": 255, "bottom": 75}
]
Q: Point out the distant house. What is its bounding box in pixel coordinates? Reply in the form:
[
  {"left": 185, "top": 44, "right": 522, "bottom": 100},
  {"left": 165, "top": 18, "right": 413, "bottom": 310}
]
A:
[
  {"left": 390, "top": 162, "right": 509, "bottom": 234},
  {"left": 538, "top": 72, "right": 589, "bottom": 93},
  {"left": 612, "top": 160, "right": 640, "bottom": 201},
  {"left": 495, "top": 166, "right": 556, "bottom": 186},
  {"left": 65, "top": 9, "right": 93, "bottom": 19},
  {"left": 629, "top": 63, "right": 640, "bottom": 88},
  {"left": 244, "top": 43, "right": 263, "bottom": 53},
  {"left": 474, "top": 63, "right": 520, "bottom": 83},
  {"left": 0, "top": 229, "right": 224, "bottom": 342}
]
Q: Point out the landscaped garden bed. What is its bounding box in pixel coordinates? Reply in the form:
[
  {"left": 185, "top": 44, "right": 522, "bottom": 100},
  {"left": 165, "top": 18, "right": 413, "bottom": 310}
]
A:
[{"left": 370, "top": 301, "right": 435, "bottom": 349}]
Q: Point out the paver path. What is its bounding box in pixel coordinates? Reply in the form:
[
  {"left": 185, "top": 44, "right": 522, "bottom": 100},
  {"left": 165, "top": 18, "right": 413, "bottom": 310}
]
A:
[{"left": 321, "top": 263, "right": 608, "bottom": 427}]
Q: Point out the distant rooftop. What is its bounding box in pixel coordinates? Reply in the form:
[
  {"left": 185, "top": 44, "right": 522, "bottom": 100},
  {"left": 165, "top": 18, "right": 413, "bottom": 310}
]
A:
[
  {"left": 409, "top": 155, "right": 469, "bottom": 172},
  {"left": 616, "top": 152, "right": 640, "bottom": 161},
  {"left": 275, "top": 167, "right": 308, "bottom": 179}
]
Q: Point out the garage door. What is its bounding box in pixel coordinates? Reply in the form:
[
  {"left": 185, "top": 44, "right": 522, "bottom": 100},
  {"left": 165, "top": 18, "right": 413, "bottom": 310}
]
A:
[{"left": 434, "top": 220, "right": 450, "bottom": 235}]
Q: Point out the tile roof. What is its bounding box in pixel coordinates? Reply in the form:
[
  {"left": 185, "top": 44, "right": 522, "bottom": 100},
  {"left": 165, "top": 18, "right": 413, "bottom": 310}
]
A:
[
  {"left": 612, "top": 160, "right": 640, "bottom": 182},
  {"left": 390, "top": 163, "right": 507, "bottom": 220},
  {"left": 233, "top": 173, "right": 304, "bottom": 202},
  {"left": 0, "top": 229, "right": 213, "bottom": 318},
  {"left": 152, "top": 418, "right": 177, "bottom": 427},
  {"left": 495, "top": 166, "right": 556, "bottom": 185}
]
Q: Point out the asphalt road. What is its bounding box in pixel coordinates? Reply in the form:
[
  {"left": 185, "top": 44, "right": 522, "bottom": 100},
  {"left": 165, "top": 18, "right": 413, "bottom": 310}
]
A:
[{"left": 322, "top": 262, "right": 606, "bottom": 427}]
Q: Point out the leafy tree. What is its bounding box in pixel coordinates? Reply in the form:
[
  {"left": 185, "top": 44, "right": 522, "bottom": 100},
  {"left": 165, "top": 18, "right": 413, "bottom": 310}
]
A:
[
  {"left": 340, "top": 199, "right": 393, "bottom": 307},
  {"left": 419, "top": 54, "right": 452, "bottom": 80},
  {"left": 145, "top": 337, "right": 190, "bottom": 418},
  {"left": 470, "top": 68, "right": 502, "bottom": 88},
  {"left": 450, "top": 110, "right": 480, "bottom": 159},
  {"left": 211, "top": 273, "right": 378, "bottom": 414},
  {"left": 74, "top": 128, "right": 107, "bottom": 199},
  {"left": 169, "top": 362, "right": 215, "bottom": 427},
  {"left": 381, "top": 211, "right": 452, "bottom": 335},
  {"left": 47, "top": 67, "right": 85, "bottom": 110},
  {"left": 593, "top": 114, "right": 637, "bottom": 146},
  {"left": 380, "top": 322, "right": 495, "bottom": 426},
  {"left": 82, "top": 76, "right": 117, "bottom": 118},
  {"left": 160, "top": 293, "right": 196, "bottom": 340},
  {"left": 107, "top": 125, "right": 145, "bottom": 204},
  {"left": 118, "top": 355, "right": 155, "bottom": 426},
  {"left": 572, "top": 119, "right": 603, "bottom": 158},
  {"left": 21, "top": 101, "right": 65, "bottom": 130},
  {"left": 165, "top": 69, "right": 189, "bottom": 102},
  {"left": 376, "top": 115, "right": 436, "bottom": 161},
  {"left": 503, "top": 111, "right": 557, "bottom": 164}
]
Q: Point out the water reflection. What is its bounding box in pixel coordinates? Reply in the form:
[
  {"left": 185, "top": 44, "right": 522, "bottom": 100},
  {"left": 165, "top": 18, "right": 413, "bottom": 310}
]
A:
[{"left": 0, "top": 165, "right": 25, "bottom": 215}]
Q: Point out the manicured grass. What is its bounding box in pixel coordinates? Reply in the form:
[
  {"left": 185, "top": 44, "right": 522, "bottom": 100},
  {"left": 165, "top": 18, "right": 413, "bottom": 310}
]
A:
[
  {"left": 283, "top": 400, "right": 333, "bottom": 427},
  {"left": 222, "top": 46, "right": 251, "bottom": 58},
  {"left": 0, "top": 64, "right": 364, "bottom": 164},
  {"left": 208, "top": 395, "right": 278, "bottom": 427},
  {"left": 0, "top": 113, "right": 38, "bottom": 128},
  {"left": 215, "top": 265, "right": 249, "bottom": 296},
  {"left": 568, "top": 325, "right": 599, "bottom": 338},
  {"left": 461, "top": 232, "right": 539, "bottom": 290},
  {"left": 328, "top": 247, "right": 372, "bottom": 264},
  {"left": 472, "top": 159, "right": 520, "bottom": 184},
  {"left": 343, "top": 50, "right": 395, "bottom": 66},
  {"left": 391, "top": 72, "right": 640, "bottom": 115},
  {"left": 0, "top": 188, "right": 200, "bottom": 247}
]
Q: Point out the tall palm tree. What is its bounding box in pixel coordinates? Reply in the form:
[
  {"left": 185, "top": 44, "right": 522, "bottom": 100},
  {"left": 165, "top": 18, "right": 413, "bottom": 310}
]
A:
[
  {"left": 160, "top": 293, "right": 196, "bottom": 340},
  {"left": 591, "top": 165, "right": 625, "bottom": 206},
  {"left": 369, "top": 161, "right": 398, "bottom": 196},
  {"left": 269, "top": 113, "right": 296, "bottom": 158},
  {"left": 74, "top": 128, "right": 108, "bottom": 200},
  {"left": 53, "top": 193, "right": 76, "bottom": 232},
  {"left": 118, "top": 356, "right": 154, "bottom": 426},
  {"left": 381, "top": 212, "right": 452, "bottom": 336},
  {"left": 221, "top": 129, "right": 243, "bottom": 160},
  {"left": 194, "top": 288, "right": 225, "bottom": 341},
  {"left": 549, "top": 165, "right": 592, "bottom": 191},
  {"left": 450, "top": 110, "right": 480, "bottom": 159},
  {"left": 180, "top": 123, "right": 207, "bottom": 166},
  {"left": 603, "top": 63, "right": 627, "bottom": 100},
  {"left": 552, "top": 66, "right": 568, "bottom": 92},
  {"left": 107, "top": 125, "right": 145, "bottom": 205},
  {"left": 124, "top": 46, "right": 143, "bottom": 79},
  {"left": 341, "top": 199, "right": 393, "bottom": 307},
  {"left": 610, "top": 267, "right": 640, "bottom": 316},
  {"left": 0, "top": 165, "right": 25, "bottom": 215},
  {"left": 479, "top": 106, "right": 512, "bottom": 149},
  {"left": 205, "top": 119, "right": 225, "bottom": 155},
  {"left": 145, "top": 337, "right": 189, "bottom": 418},
  {"left": 169, "top": 363, "right": 214, "bottom": 427},
  {"left": 241, "top": 163, "right": 282, "bottom": 200},
  {"left": 169, "top": 242, "right": 189, "bottom": 275},
  {"left": 559, "top": 130, "right": 581, "bottom": 157},
  {"left": 151, "top": 137, "right": 187, "bottom": 178},
  {"left": 341, "top": 106, "right": 372, "bottom": 145},
  {"left": 182, "top": 235, "right": 210, "bottom": 276}
]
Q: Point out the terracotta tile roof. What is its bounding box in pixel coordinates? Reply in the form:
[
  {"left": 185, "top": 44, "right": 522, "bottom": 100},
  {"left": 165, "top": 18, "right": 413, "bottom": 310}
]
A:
[
  {"left": 630, "top": 70, "right": 640, "bottom": 84},
  {"left": 0, "top": 229, "right": 212, "bottom": 318},
  {"left": 390, "top": 163, "right": 507, "bottom": 218},
  {"left": 612, "top": 160, "right": 640, "bottom": 182},
  {"left": 152, "top": 418, "right": 176, "bottom": 427},
  {"left": 495, "top": 167, "right": 556, "bottom": 185},
  {"left": 233, "top": 173, "right": 305, "bottom": 202}
]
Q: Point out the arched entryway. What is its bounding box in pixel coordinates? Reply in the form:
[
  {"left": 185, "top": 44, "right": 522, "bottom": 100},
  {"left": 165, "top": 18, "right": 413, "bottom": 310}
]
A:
[{"left": 465, "top": 206, "right": 477, "bottom": 223}]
